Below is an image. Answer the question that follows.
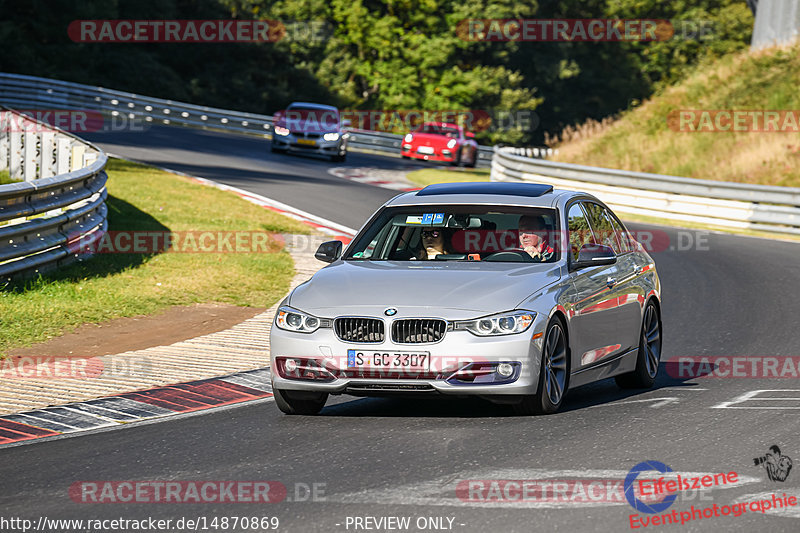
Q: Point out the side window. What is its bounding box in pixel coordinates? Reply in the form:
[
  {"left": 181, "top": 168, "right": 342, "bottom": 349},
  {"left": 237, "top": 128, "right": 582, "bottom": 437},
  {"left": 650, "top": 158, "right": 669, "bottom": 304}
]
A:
[
  {"left": 583, "top": 202, "right": 620, "bottom": 254},
  {"left": 362, "top": 223, "right": 393, "bottom": 259},
  {"left": 567, "top": 203, "right": 592, "bottom": 261},
  {"left": 607, "top": 212, "right": 632, "bottom": 253}
]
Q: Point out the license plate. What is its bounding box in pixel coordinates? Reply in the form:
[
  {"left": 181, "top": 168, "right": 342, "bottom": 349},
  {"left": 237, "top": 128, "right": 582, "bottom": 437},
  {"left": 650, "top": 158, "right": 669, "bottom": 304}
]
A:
[
  {"left": 297, "top": 138, "right": 316, "bottom": 146},
  {"left": 347, "top": 350, "right": 430, "bottom": 371},
  {"left": 417, "top": 146, "right": 435, "bottom": 154}
]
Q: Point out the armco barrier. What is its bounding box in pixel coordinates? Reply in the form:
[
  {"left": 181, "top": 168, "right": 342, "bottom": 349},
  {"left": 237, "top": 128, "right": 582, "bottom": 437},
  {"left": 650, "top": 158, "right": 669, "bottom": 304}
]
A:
[
  {"left": 0, "top": 107, "right": 107, "bottom": 281},
  {"left": 491, "top": 146, "right": 800, "bottom": 236},
  {"left": 0, "top": 72, "right": 500, "bottom": 164}
]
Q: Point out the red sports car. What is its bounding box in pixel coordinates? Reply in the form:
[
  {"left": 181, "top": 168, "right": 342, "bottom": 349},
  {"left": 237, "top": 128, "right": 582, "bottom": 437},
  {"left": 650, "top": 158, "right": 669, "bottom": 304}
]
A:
[{"left": 401, "top": 122, "right": 479, "bottom": 167}]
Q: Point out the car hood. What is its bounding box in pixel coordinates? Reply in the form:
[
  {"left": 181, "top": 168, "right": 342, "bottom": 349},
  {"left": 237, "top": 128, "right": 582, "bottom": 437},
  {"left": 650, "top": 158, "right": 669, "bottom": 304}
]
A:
[{"left": 288, "top": 260, "right": 562, "bottom": 317}]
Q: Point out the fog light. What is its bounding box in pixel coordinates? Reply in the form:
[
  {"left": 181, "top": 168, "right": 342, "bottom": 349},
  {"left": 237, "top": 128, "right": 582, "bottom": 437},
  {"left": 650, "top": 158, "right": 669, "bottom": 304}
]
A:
[
  {"left": 285, "top": 359, "right": 299, "bottom": 372},
  {"left": 496, "top": 363, "right": 514, "bottom": 378}
]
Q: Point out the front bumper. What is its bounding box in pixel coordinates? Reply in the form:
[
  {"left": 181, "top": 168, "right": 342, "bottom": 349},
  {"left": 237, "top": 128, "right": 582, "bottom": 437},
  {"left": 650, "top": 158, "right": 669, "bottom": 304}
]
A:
[
  {"left": 273, "top": 134, "right": 346, "bottom": 156},
  {"left": 401, "top": 144, "right": 457, "bottom": 162},
  {"left": 269, "top": 313, "right": 547, "bottom": 397}
]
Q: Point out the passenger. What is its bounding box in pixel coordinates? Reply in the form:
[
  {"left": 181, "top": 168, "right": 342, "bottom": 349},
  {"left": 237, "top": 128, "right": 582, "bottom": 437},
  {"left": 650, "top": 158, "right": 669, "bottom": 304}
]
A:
[
  {"left": 518, "top": 215, "right": 555, "bottom": 261},
  {"left": 417, "top": 228, "right": 453, "bottom": 260}
]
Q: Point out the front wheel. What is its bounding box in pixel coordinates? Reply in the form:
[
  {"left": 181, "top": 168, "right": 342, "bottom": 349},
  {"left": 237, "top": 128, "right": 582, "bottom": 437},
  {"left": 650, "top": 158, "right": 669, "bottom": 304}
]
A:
[
  {"left": 513, "top": 317, "right": 569, "bottom": 415},
  {"left": 615, "top": 301, "right": 661, "bottom": 389},
  {"left": 273, "top": 388, "right": 328, "bottom": 415},
  {"left": 451, "top": 147, "right": 462, "bottom": 167}
]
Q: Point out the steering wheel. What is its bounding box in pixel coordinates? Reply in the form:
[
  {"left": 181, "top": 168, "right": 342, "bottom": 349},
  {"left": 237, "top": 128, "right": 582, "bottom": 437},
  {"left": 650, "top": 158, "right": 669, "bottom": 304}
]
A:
[{"left": 482, "top": 249, "right": 535, "bottom": 262}]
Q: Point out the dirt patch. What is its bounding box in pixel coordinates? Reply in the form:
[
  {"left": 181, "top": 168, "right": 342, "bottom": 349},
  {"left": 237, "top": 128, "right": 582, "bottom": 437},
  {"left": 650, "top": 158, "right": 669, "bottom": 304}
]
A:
[{"left": 6, "top": 303, "right": 265, "bottom": 361}]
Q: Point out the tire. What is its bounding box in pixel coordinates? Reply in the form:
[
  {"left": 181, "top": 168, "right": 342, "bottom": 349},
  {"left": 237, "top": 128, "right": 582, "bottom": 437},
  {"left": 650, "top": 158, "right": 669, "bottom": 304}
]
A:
[
  {"left": 451, "top": 148, "right": 462, "bottom": 167},
  {"left": 331, "top": 153, "right": 346, "bottom": 163},
  {"left": 615, "top": 301, "right": 662, "bottom": 389},
  {"left": 271, "top": 143, "right": 285, "bottom": 154},
  {"left": 466, "top": 150, "right": 477, "bottom": 168},
  {"left": 513, "top": 316, "right": 570, "bottom": 415},
  {"left": 401, "top": 154, "right": 410, "bottom": 159},
  {"left": 273, "top": 388, "right": 328, "bottom": 415}
]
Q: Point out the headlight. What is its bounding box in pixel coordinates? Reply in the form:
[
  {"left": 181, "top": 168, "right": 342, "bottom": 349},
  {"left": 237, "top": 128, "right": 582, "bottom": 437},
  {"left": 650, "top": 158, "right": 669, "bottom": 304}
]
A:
[
  {"left": 275, "top": 306, "right": 321, "bottom": 333},
  {"left": 323, "top": 132, "right": 340, "bottom": 141},
  {"left": 447, "top": 138, "right": 457, "bottom": 149},
  {"left": 274, "top": 126, "right": 290, "bottom": 136},
  {"left": 454, "top": 311, "right": 535, "bottom": 336},
  {"left": 404, "top": 133, "right": 413, "bottom": 143}
]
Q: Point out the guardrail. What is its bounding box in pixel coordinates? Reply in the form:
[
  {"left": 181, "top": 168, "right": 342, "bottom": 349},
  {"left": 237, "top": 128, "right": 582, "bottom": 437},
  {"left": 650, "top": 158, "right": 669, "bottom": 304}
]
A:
[
  {"left": 0, "top": 107, "right": 107, "bottom": 281},
  {"left": 492, "top": 146, "right": 800, "bottom": 236},
  {"left": 0, "top": 73, "right": 500, "bottom": 164}
]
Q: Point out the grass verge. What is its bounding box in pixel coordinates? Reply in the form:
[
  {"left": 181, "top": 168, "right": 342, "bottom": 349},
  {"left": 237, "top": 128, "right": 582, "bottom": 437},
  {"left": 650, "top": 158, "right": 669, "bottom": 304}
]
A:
[
  {"left": 405, "top": 167, "right": 490, "bottom": 187},
  {"left": 552, "top": 42, "right": 800, "bottom": 187},
  {"left": 0, "top": 170, "right": 13, "bottom": 185},
  {"left": 0, "top": 158, "right": 310, "bottom": 356}
]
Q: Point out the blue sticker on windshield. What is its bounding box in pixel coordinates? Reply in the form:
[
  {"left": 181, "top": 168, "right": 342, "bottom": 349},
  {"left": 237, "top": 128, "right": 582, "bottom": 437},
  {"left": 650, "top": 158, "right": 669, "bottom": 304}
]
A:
[{"left": 421, "top": 213, "right": 445, "bottom": 225}]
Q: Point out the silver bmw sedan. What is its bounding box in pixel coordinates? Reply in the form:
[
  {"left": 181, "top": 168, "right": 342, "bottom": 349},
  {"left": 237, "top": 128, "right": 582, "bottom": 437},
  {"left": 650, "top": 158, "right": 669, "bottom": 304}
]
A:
[{"left": 269, "top": 182, "right": 662, "bottom": 415}]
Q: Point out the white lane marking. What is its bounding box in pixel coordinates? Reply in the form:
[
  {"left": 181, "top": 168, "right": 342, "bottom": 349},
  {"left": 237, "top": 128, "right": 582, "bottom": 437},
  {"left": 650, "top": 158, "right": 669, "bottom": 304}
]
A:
[
  {"left": 220, "top": 374, "right": 273, "bottom": 393},
  {"left": 712, "top": 390, "right": 800, "bottom": 409},
  {"left": 60, "top": 406, "right": 121, "bottom": 425},
  {"left": 327, "top": 468, "right": 761, "bottom": 510},
  {"left": 329, "top": 167, "right": 420, "bottom": 192},
  {"left": 587, "top": 388, "right": 709, "bottom": 410},
  {"left": 733, "top": 489, "right": 800, "bottom": 518},
  {"left": 589, "top": 397, "right": 680, "bottom": 409}
]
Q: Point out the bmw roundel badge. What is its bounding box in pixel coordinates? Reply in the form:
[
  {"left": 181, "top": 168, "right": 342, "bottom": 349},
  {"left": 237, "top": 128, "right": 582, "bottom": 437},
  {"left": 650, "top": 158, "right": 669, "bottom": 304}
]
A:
[{"left": 384, "top": 308, "right": 398, "bottom": 316}]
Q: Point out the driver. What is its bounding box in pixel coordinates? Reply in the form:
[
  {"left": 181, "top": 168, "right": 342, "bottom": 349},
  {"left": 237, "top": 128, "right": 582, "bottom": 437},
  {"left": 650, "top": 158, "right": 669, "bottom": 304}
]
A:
[
  {"left": 417, "top": 228, "right": 452, "bottom": 260},
  {"left": 518, "top": 215, "right": 554, "bottom": 261}
]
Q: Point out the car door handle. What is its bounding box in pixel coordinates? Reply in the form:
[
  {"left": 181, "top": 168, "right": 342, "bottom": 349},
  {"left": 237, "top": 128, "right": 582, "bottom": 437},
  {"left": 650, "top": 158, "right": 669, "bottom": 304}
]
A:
[{"left": 606, "top": 277, "right": 616, "bottom": 288}]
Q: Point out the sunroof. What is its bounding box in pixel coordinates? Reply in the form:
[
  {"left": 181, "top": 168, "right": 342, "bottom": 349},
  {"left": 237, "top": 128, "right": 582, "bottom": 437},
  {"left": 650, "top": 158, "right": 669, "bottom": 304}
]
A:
[{"left": 416, "top": 182, "right": 554, "bottom": 197}]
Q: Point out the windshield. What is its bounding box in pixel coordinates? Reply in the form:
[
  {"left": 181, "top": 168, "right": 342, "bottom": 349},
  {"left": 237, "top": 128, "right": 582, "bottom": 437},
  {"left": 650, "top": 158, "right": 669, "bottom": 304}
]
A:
[
  {"left": 345, "top": 205, "right": 560, "bottom": 262},
  {"left": 418, "top": 124, "right": 460, "bottom": 137},
  {"left": 277, "top": 106, "right": 339, "bottom": 130}
]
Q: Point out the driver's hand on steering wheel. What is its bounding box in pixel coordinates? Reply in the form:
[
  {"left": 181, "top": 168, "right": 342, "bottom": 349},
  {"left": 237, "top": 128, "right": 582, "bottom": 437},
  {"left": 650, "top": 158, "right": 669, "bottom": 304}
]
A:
[{"left": 523, "top": 246, "right": 542, "bottom": 260}]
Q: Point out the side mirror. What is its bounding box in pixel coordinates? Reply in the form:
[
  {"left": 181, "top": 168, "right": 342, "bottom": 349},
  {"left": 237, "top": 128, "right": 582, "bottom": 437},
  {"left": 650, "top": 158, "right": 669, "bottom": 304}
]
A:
[
  {"left": 315, "top": 240, "right": 343, "bottom": 263},
  {"left": 570, "top": 243, "right": 617, "bottom": 270},
  {"left": 465, "top": 131, "right": 475, "bottom": 139}
]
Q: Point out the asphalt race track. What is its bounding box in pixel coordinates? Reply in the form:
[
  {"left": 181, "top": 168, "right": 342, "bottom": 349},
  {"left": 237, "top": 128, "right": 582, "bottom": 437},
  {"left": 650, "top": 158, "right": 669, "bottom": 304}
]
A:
[{"left": 2, "top": 126, "right": 799, "bottom": 532}]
